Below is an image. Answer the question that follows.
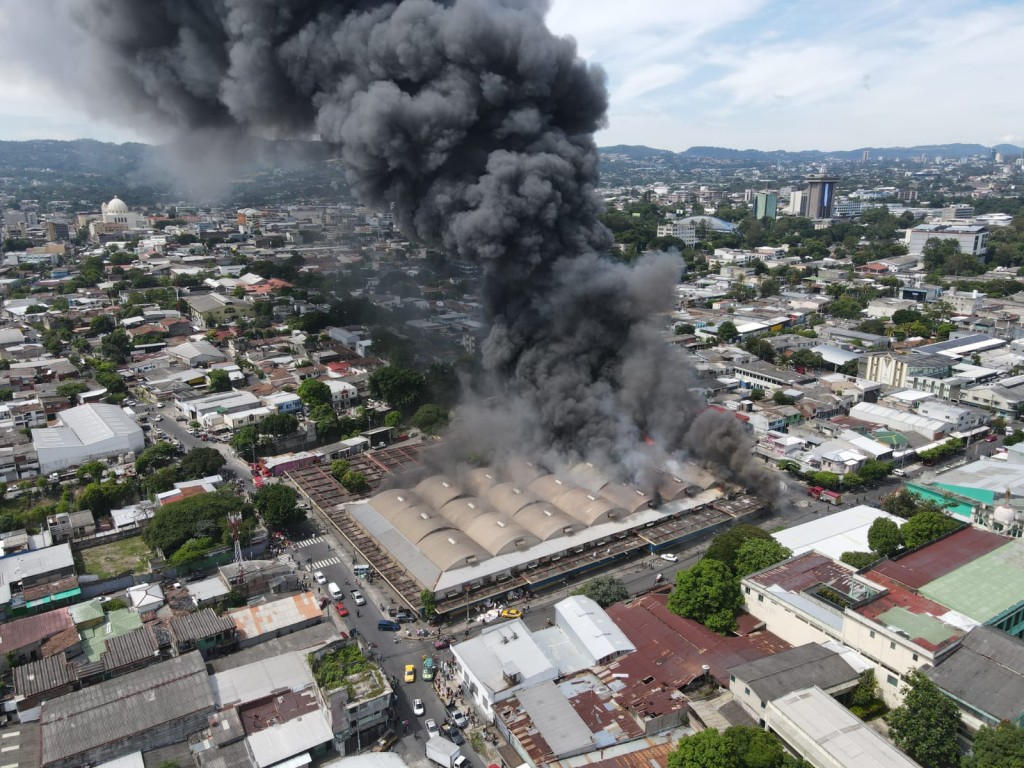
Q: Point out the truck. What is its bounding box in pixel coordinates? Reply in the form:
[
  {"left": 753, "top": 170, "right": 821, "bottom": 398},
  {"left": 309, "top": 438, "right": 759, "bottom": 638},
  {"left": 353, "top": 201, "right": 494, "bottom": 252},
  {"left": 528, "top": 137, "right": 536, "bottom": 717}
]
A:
[
  {"left": 893, "top": 463, "right": 924, "bottom": 479},
  {"left": 807, "top": 486, "right": 842, "bottom": 506},
  {"left": 426, "top": 736, "right": 467, "bottom": 768}
]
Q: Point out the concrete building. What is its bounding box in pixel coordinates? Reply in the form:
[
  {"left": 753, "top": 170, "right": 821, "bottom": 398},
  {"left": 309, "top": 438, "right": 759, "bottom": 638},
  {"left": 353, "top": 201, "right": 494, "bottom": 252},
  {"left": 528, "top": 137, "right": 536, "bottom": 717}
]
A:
[
  {"left": 858, "top": 352, "right": 953, "bottom": 387},
  {"left": 905, "top": 223, "right": 989, "bottom": 257},
  {"left": 848, "top": 402, "right": 949, "bottom": 440},
  {"left": 766, "top": 686, "right": 923, "bottom": 768},
  {"left": 754, "top": 191, "right": 779, "bottom": 220},
  {"left": 38, "top": 652, "right": 216, "bottom": 768},
  {"left": 728, "top": 643, "right": 864, "bottom": 725},
  {"left": 165, "top": 339, "right": 228, "bottom": 367},
  {"left": 32, "top": 403, "right": 145, "bottom": 475},
  {"left": 805, "top": 175, "right": 839, "bottom": 220},
  {"left": 772, "top": 505, "right": 904, "bottom": 561},
  {"left": 185, "top": 293, "right": 256, "bottom": 329}
]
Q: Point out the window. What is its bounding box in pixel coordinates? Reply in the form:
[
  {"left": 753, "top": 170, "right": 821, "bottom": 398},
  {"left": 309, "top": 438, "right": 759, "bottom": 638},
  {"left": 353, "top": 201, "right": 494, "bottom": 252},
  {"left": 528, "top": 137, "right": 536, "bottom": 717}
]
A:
[
  {"left": 729, "top": 675, "right": 735, "bottom": 683},
  {"left": 758, "top": 594, "right": 764, "bottom": 602},
  {"left": 870, "top": 630, "right": 875, "bottom": 638},
  {"left": 887, "top": 675, "right": 898, "bottom": 686},
  {"left": 744, "top": 586, "right": 750, "bottom": 594},
  {"left": 890, "top": 641, "right": 896, "bottom": 650},
  {"left": 912, "top": 653, "right": 918, "bottom": 661},
  {"left": 744, "top": 687, "right": 750, "bottom": 695}
]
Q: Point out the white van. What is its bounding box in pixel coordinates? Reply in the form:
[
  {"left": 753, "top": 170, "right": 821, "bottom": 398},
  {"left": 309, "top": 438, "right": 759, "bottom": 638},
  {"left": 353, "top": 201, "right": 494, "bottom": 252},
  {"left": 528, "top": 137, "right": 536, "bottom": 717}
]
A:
[{"left": 328, "top": 582, "right": 343, "bottom": 600}]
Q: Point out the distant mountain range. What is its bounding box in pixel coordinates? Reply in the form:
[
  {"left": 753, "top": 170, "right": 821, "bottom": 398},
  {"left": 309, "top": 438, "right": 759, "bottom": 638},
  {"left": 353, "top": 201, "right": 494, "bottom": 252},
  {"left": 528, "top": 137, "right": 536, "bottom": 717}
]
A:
[{"left": 599, "top": 143, "right": 1024, "bottom": 162}]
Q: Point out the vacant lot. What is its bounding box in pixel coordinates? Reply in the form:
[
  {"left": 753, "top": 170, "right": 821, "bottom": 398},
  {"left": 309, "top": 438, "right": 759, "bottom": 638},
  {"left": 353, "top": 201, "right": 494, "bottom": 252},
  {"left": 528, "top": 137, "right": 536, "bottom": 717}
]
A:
[{"left": 80, "top": 537, "right": 152, "bottom": 579}]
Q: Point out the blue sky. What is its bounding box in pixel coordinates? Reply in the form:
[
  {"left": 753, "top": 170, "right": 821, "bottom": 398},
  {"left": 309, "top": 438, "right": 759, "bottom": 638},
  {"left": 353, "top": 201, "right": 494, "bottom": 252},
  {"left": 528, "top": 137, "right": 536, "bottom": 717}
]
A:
[{"left": 1, "top": 0, "right": 1023, "bottom": 152}]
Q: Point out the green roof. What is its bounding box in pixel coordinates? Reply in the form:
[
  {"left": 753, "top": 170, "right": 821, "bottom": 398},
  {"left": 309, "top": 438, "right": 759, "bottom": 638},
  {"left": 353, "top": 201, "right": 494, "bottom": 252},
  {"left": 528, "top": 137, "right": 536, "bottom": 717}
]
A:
[
  {"left": 79, "top": 608, "right": 143, "bottom": 662},
  {"left": 921, "top": 539, "right": 1024, "bottom": 623}
]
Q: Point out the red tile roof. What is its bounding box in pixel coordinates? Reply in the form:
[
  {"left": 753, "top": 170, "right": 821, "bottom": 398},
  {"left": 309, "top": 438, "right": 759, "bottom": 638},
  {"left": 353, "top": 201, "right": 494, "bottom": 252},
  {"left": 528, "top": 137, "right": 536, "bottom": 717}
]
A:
[{"left": 0, "top": 609, "right": 75, "bottom": 652}]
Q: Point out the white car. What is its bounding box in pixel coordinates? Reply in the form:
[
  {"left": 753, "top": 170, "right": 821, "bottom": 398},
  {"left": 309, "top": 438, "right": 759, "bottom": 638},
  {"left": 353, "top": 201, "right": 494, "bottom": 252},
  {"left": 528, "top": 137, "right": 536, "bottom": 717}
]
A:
[
  {"left": 352, "top": 590, "right": 366, "bottom": 606},
  {"left": 314, "top": 571, "right": 327, "bottom": 585},
  {"left": 659, "top": 553, "right": 679, "bottom": 563},
  {"left": 413, "top": 699, "right": 425, "bottom": 716},
  {"left": 425, "top": 718, "right": 439, "bottom": 738}
]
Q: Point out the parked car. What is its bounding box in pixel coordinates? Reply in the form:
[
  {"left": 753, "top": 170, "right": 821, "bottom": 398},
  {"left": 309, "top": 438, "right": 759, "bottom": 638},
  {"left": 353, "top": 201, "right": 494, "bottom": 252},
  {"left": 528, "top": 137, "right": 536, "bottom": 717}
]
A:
[
  {"left": 425, "top": 719, "right": 439, "bottom": 738},
  {"left": 440, "top": 723, "right": 465, "bottom": 745},
  {"left": 352, "top": 590, "right": 366, "bottom": 606},
  {"left": 413, "top": 698, "right": 425, "bottom": 716},
  {"left": 395, "top": 610, "right": 416, "bottom": 623},
  {"left": 499, "top": 608, "right": 522, "bottom": 619},
  {"left": 985, "top": 434, "right": 998, "bottom": 442},
  {"left": 335, "top": 602, "right": 349, "bottom": 617},
  {"left": 434, "top": 638, "right": 450, "bottom": 650},
  {"left": 314, "top": 571, "right": 327, "bottom": 584},
  {"left": 660, "top": 553, "right": 679, "bottom": 562},
  {"left": 446, "top": 707, "right": 468, "bottom": 729},
  {"left": 372, "top": 730, "right": 398, "bottom": 753}
]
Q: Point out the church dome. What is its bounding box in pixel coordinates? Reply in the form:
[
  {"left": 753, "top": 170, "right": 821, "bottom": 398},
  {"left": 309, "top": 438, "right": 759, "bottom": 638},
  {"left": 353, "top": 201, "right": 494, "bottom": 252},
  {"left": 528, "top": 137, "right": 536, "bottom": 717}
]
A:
[{"left": 105, "top": 196, "right": 129, "bottom": 214}]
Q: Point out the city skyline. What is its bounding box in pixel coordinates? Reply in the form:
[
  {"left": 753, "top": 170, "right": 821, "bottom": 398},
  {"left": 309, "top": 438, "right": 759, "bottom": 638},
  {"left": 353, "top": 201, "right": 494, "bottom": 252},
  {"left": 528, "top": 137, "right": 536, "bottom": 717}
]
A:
[{"left": 0, "top": 0, "right": 1023, "bottom": 152}]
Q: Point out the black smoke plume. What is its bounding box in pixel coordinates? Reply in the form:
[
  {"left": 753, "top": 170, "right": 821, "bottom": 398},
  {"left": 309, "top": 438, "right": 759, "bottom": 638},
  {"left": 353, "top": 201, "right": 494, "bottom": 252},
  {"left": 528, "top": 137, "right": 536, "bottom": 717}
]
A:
[{"left": 9, "top": 0, "right": 774, "bottom": 492}]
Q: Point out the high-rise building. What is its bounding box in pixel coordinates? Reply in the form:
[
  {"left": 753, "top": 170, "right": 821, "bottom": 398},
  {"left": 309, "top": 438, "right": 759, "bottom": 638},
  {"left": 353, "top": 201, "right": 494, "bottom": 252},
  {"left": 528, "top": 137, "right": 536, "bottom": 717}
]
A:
[
  {"left": 804, "top": 175, "right": 838, "bottom": 219},
  {"left": 754, "top": 192, "right": 778, "bottom": 220},
  {"left": 788, "top": 190, "right": 806, "bottom": 216}
]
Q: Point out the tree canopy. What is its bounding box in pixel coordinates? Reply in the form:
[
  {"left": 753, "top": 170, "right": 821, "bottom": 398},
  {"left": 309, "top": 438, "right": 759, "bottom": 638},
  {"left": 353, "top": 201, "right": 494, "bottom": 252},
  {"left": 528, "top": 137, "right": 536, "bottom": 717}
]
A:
[
  {"left": 253, "top": 484, "right": 304, "bottom": 530},
  {"left": 410, "top": 403, "right": 449, "bottom": 434},
  {"left": 368, "top": 365, "right": 426, "bottom": 412},
  {"left": 143, "top": 491, "right": 247, "bottom": 556},
  {"left": 667, "top": 558, "right": 743, "bottom": 634},
  {"left": 259, "top": 412, "right": 298, "bottom": 437},
  {"left": 297, "top": 378, "right": 331, "bottom": 407},
  {"left": 179, "top": 447, "right": 227, "bottom": 480},
  {"left": 705, "top": 524, "right": 773, "bottom": 572},
  {"left": 667, "top": 725, "right": 807, "bottom": 768},
  {"left": 886, "top": 670, "right": 961, "bottom": 768},
  {"left": 733, "top": 538, "right": 792, "bottom": 577},
  {"left": 207, "top": 369, "right": 231, "bottom": 392},
  {"left": 576, "top": 575, "right": 629, "bottom": 608},
  {"left": 963, "top": 721, "right": 1024, "bottom": 768},
  {"left": 901, "top": 510, "right": 961, "bottom": 550}
]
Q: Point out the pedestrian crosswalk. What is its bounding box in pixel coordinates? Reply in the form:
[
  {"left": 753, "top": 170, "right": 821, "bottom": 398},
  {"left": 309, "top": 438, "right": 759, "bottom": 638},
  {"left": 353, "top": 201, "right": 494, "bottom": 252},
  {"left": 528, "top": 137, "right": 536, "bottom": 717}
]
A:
[
  {"left": 293, "top": 535, "right": 325, "bottom": 548},
  {"left": 309, "top": 556, "right": 341, "bottom": 570}
]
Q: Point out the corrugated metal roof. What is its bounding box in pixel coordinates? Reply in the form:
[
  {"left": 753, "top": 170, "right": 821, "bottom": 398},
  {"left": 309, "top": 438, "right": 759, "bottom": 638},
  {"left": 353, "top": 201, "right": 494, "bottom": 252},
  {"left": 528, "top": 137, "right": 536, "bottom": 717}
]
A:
[{"left": 171, "top": 607, "right": 237, "bottom": 644}]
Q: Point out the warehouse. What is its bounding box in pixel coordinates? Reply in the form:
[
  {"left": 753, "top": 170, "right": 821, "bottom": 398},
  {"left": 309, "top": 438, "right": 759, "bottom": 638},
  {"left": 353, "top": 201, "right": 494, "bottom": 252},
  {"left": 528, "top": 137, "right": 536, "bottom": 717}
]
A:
[{"left": 32, "top": 403, "right": 145, "bottom": 475}]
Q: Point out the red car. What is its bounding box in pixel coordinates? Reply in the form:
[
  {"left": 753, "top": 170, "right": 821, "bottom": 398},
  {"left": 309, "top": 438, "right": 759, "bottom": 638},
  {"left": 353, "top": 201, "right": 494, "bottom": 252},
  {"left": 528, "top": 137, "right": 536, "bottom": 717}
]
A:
[
  {"left": 985, "top": 435, "right": 998, "bottom": 442},
  {"left": 335, "top": 602, "right": 349, "bottom": 617}
]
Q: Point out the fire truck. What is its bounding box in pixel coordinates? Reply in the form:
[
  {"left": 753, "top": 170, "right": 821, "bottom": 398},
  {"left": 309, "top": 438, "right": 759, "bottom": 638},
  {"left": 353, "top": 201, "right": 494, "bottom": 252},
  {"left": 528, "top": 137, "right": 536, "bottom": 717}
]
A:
[{"left": 807, "top": 486, "right": 842, "bottom": 505}]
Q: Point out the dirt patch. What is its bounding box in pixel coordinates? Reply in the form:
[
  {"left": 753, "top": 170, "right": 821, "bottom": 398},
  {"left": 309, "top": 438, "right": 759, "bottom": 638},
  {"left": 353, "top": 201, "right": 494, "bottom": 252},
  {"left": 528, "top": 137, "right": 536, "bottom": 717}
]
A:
[{"left": 80, "top": 536, "right": 152, "bottom": 579}]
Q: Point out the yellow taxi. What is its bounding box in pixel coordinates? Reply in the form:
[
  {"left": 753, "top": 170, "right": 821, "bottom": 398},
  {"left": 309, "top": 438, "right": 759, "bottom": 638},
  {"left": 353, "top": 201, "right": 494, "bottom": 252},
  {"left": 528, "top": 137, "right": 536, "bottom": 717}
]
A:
[{"left": 404, "top": 664, "right": 416, "bottom": 683}]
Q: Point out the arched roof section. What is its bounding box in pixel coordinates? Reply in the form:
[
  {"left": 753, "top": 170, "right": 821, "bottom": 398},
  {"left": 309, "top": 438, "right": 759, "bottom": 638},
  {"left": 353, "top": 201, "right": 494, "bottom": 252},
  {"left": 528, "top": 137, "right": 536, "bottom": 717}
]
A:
[
  {"left": 370, "top": 489, "right": 422, "bottom": 522},
  {"left": 417, "top": 530, "right": 489, "bottom": 572},
  {"left": 461, "top": 468, "right": 500, "bottom": 498},
  {"left": 527, "top": 474, "right": 577, "bottom": 507},
  {"left": 414, "top": 475, "right": 464, "bottom": 511},
  {"left": 511, "top": 501, "right": 580, "bottom": 541},
  {"left": 392, "top": 507, "right": 455, "bottom": 546},
  {"left": 556, "top": 488, "right": 622, "bottom": 526},
  {"left": 462, "top": 514, "right": 540, "bottom": 556},
  {"left": 600, "top": 482, "right": 652, "bottom": 515},
  {"left": 504, "top": 459, "right": 544, "bottom": 487},
  {"left": 484, "top": 483, "right": 538, "bottom": 518},
  {"left": 568, "top": 462, "right": 611, "bottom": 495},
  {"left": 656, "top": 473, "right": 692, "bottom": 502},
  {"left": 438, "top": 497, "right": 491, "bottom": 530}
]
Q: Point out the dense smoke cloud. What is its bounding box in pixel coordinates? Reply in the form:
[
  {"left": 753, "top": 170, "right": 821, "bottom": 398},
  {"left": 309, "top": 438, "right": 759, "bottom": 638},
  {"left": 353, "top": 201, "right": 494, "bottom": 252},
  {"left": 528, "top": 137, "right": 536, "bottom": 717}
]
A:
[{"left": 9, "top": 0, "right": 774, "bottom": 492}]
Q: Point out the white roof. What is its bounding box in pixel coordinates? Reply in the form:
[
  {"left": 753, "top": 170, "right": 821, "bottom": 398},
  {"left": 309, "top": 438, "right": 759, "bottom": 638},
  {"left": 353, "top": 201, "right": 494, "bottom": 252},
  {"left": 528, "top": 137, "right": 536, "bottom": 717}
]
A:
[
  {"left": 246, "top": 708, "right": 333, "bottom": 768},
  {"left": 773, "top": 505, "right": 904, "bottom": 560},
  {"left": 767, "top": 686, "right": 922, "bottom": 768},
  {"left": 211, "top": 650, "right": 314, "bottom": 708},
  {"left": 554, "top": 596, "right": 635, "bottom": 663},
  {"left": 452, "top": 619, "right": 556, "bottom": 696},
  {"left": 0, "top": 543, "right": 75, "bottom": 604},
  {"left": 33, "top": 403, "right": 142, "bottom": 451}
]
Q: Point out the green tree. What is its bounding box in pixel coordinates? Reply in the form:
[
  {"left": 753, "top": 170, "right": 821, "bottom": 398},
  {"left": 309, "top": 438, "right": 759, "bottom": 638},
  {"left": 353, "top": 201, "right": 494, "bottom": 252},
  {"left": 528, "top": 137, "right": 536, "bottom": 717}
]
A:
[
  {"left": 990, "top": 416, "right": 1007, "bottom": 435},
  {"left": 705, "top": 524, "right": 773, "bottom": 572},
  {"left": 410, "top": 404, "right": 449, "bottom": 434},
  {"left": 135, "top": 441, "right": 177, "bottom": 474},
  {"left": 576, "top": 575, "right": 629, "bottom": 608},
  {"left": 668, "top": 725, "right": 797, "bottom": 768},
  {"left": 716, "top": 320, "right": 739, "bottom": 343},
  {"left": 384, "top": 410, "right": 402, "bottom": 428},
  {"left": 253, "top": 484, "right": 304, "bottom": 530},
  {"left": 868, "top": 517, "right": 903, "bottom": 557},
  {"left": 848, "top": 669, "right": 887, "bottom": 720},
  {"left": 858, "top": 459, "right": 894, "bottom": 484},
  {"left": 179, "top": 447, "right": 226, "bottom": 480},
  {"left": 330, "top": 459, "right": 350, "bottom": 483},
  {"left": 56, "top": 381, "right": 90, "bottom": 404},
  {"left": 963, "top": 721, "right": 1024, "bottom": 768},
  {"left": 78, "top": 482, "right": 111, "bottom": 517},
  {"left": 258, "top": 413, "right": 298, "bottom": 437},
  {"left": 420, "top": 588, "right": 437, "bottom": 619},
  {"left": 308, "top": 402, "right": 339, "bottom": 433},
  {"left": 759, "top": 277, "right": 781, "bottom": 297},
  {"left": 144, "top": 491, "right": 246, "bottom": 556},
  {"left": 100, "top": 327, "right": 134, "bottom": 363},
  {"left": 902, "top": 510, "right": 960, "bottom": 549},
  {"left": 297, "top": 378, "right": 332, "bottom": 408},
  {"left": 76, "top": 460, "right": 106, "bottom": 484},
  {"left": 340, "top": 470, "right": 369, "bottom": 494},
  {"left": 881, "top": 488, "right": 924, "bottom": 519},
  {"left": 886, "top": 671, "right": 961, "bottom": 768},
  {"left": 733, "top": 538, "right": 792, "bottom": 577},
  {"left": 230, "top": 426, "right": 258, "bottom": 457},
  {"left": 207, "top": 369, "right": 231, "bottom": 392},
  {"left": 369, "top": 366, "right": 426, "bottom": 412},
  {"left": 667, "top": 558, "right": 743, "bottom": 633},
  {"left": 168, "top": 536, "right": 214, "bottom": 567},
  {"left": 144, "top": 465, "right": 179, "bottom": 495}
]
